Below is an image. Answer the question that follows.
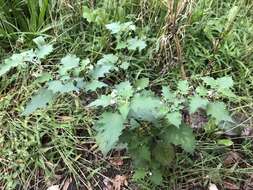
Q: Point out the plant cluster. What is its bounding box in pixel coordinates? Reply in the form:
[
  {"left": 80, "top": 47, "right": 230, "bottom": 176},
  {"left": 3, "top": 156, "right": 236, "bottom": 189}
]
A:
[{"left": 0, "top": 23, "right": 236, "bottom": 185}]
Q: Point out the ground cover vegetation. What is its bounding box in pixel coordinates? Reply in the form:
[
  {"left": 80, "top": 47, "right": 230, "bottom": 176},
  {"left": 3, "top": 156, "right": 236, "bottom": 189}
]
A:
[{"left": 0, "top": 0, "right": 252, "bottom": 189}]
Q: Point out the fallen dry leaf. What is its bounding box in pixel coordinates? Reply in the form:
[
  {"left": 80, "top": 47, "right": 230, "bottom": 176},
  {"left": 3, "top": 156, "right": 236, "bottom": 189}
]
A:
[
  {"left": 223, "top": 181, "right": 239, "bottom": 190},
  {"left": 209, "top": 183, "right": 219, "bottom": 190},
  {"left": 244, "top": 174, "right": 253, "bottom": 190},
  {"left": 47, "top": 185, "right": 60, "bottom": 190},
  {"left": 57, "top": 116, "right": 73, "bottom": 123},
  {"left": 109, "top": 157, "right": 124, "bottom": 166},
  {"left": 241, "top": 127, "right": 253, "bottom": 136},
  {"left": 113, "top": 175, "right": 128, "bottom": 190},
  {"left": 103, "top": 178, "right": 113, "bottom": 190},
  {"left": 62, "top": 178, "right": 72, "bottom": 190},
  {"left": 224, "top": 151, "right": 241, "bottom": 166}
]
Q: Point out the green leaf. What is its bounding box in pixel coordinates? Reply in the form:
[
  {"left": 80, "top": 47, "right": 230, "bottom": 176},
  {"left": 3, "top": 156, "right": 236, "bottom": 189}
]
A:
[
  {"left": 33, "top": 36, "right": 46, "bottom": 46},
  {"left": 207, "top": 102, "right": 233, "bottom": 124},
  {"left": 189, "top": 96, "right": 209, "bottom": 113},
  {"left": 91, "top": 54, "right": 118, "bottom": 79},
  {"left": 119, "top": 61, "right": 130, "bottom": 70},
  {"left": 132, "top": 169, "right": 147, "bottom": 181},
  {"left": 129, "top": 119, "right": 140, "bottom": 129},
  {"left": 23, "top": 89, "right": 55, "bottom": 116},
  {"left": 85, "top": 80, "right": 107, "bottom": 91},
  {"left": 166, "top": 112, "right": 182, "bottom": 128},
  {"left": 135, "top": 78, "right": 149, "bottom": 90},
  {"left": 0, "top": 50, "right": 36, "bottom": 77},
  {"left": 59, "top": 55, "right": 80, "bottom": 76},
  {"left": 73, "top": 58, "right": 90, "bottom": 76},
  {"left": 162, "top": 86, "right": 175, "bottom": 101},
  {"left": 48, "top": 80, "right": 79, "bottom": 93},
  {"left": 106, "top": 21, "right": 136, "bottom": 34},
  {"left": 95, "top": 112, "right": 125, "bottom": 155},
  {"left": 177, "top": 80, "right": 189, "bottom": 94},
  {"left": 97, "top": 54, "right": 118, "bottom": 65},
  {"left": 115, "top": 81, "right": 134, "bottom": 99},
  {"left": 35, "top": 44, "right": 53, "bottom": 59},
  {"left": 218, "top": 88, "right": 236, "bottom": 98},
  {"left": 216, "top": 76, "right": 234, "bottom": 89},
  {"left": 153, "top": 143, "right": 174, "bottom": 166},
  {"left": 127, "top": 37, "right": 147, "bottom": 52},
  {"left": 164, "top": 125, "right": 196, "bottom": 153},
  {"left": 202, "top": 76, "right": 217, "bottom": 88},
  {"left": 105, "top": 22, "right": 121, "bottom": 34},
  {"left": 82, "top": 6, "right": 94, "bottom": 22},
  {"left": 196, "top": 86, "right": 208, "bottom": 96},
  {"left": 116, "top": 41, "right": 128, "bottom": 49},
  {"left": 150, "top": 169, "right": 163, "bottom": 185},
  {"left": 118, "top": 102, "right": 130, "bottom": 120},
  {"left": 225, "top": 6, "right": 239, "bottom": 31},
  {"left": 130, "top": 94, "right": 162, "bottom": 122},
  {"left": 87, "top": 95, "right": 114, "bottom": 108},
  {"left": 217, "top": 139, "right": 233, "bottom": 146},
  {"left": 33, "top": 36, "right": 53, "bottom": 59},
  {"left": 34, "top": 72, "right": 53, "bottom": 83}
]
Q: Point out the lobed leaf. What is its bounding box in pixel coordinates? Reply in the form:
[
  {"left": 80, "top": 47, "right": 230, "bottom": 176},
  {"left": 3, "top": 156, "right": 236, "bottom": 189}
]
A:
[
  {"left": 166, "top": 112, "right": 182, "bottom": 128},
  {"left": 23, "top": 89, "right": 55, "bottom": 116},
  {"left": 189, "top": 96, "right": 209, "bottom": 113},
  {"left": 164, "top": 125, "right": 196, "bottom": 153},
  {"left": 207, "top": 102, "right": 233, "bottom": 124},
  {"left": 95, "top": 112, "right": 125, "bottom": 155}
]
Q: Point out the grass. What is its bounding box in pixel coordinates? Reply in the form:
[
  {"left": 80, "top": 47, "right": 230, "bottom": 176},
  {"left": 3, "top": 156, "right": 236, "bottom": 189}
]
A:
[{"left": 0, "top": 0, "right": 253, "bottom": 189}]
